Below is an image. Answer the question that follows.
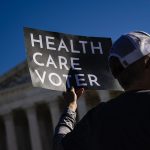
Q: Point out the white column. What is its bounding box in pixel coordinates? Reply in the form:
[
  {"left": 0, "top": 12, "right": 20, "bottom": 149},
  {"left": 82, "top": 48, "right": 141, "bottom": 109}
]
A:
[
  {"left": 48, "top": 101, "right": 60, "bottom": 131},
  {"left": 3, "top": 112, "right": 18, "bottom": 150},
  {"left": 98, "top": 90, "right": 110, "bottom": 102},
  {"left": 77, "top": 95, "right": 87, "bottom": 120},
  {"left": 26, "top": 106, "right": 43, "bottom": 150}
]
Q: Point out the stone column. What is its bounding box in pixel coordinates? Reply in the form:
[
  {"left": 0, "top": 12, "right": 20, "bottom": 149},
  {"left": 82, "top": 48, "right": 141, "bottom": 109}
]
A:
[
  {"left": 77, "top": 95, "right": 87, "bottom": 120},
  {"left": 3, "top": 112, "right": 18, "bottom": 150},
  {"left": 98, "top": 90, "right": 110, "bottom": 102},
  {"left": 25, "top": 106, "right": 43, "bottom": 150},
  {"left": 48, "top": 101, "right": 60, "bottom": 131}
]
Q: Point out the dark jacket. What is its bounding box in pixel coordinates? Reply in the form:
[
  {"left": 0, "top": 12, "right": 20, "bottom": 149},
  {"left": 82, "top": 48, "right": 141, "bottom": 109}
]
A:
[{"left": 54, "top": 90, "right": 150, "bottom": 150}]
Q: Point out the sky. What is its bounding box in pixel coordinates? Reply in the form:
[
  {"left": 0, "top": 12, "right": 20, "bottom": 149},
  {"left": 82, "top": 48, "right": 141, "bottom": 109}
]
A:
[{"left": 0, "top": 0, "right": 150, "bottom": 76}]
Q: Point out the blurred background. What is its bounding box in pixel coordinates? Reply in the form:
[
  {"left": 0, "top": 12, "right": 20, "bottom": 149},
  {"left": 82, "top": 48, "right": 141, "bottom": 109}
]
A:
[{"left": 0, "top": 0, "right": 150, "bottom": 149}]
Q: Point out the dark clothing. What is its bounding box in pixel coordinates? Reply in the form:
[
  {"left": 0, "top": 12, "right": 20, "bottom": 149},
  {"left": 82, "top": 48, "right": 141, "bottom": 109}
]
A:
[{"left": 54, "top": 90, "right": 150, "bottom": 150}]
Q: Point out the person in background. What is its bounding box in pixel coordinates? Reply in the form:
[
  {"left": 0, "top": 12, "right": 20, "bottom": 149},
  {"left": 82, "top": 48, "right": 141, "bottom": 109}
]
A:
[{"left": 53, "top": 31, "right": 150, "bottom": 150}]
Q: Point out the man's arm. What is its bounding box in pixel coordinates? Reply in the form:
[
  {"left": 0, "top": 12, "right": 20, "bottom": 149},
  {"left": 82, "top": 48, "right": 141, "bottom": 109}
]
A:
[{"left": 53, "top": 88, "right": 84, "bottom": 150}]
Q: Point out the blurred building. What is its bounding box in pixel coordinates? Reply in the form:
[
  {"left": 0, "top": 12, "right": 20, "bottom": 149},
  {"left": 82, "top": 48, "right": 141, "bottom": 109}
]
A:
[{"left": 0, "top": 61, "right": 121, "bottom": 150}]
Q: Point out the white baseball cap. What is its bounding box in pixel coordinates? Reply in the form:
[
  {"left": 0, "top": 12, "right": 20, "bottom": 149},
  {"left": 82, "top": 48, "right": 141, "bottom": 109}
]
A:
[{"left": 109, "top": 31, "right": 150, "bottom": 68}]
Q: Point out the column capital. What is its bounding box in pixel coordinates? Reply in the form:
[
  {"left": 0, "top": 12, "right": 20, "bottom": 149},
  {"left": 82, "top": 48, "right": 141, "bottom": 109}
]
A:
[
  {"left": 0, "top": 106, "right": 12, "bottom": 116},
  {"left": 21, "top": 102, "right": 35, "bottom": 110}
]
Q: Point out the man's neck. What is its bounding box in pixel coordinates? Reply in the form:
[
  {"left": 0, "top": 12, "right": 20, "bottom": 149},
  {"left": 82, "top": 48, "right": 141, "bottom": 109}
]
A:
[{"left": 124, "top": 83, "right": 150, "bottom": 91}]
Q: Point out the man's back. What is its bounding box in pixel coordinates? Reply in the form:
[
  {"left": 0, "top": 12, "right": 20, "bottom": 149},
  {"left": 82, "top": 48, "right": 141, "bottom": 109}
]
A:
[
  {"left": 54, "top": 31, "right": 150, "bottom": 150},
  {"left": 62, "top": 90, "right": 150, "bottom": 150}
]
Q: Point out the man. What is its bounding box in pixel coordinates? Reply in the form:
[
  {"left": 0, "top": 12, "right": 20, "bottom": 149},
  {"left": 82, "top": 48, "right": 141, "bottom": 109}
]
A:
[{"left": 53, "top": 31, "right": 150, "bottom": 150}]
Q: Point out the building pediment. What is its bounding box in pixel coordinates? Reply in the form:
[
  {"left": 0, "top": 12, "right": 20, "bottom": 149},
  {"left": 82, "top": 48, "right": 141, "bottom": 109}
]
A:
[{"left": 0, "top": 60, "right": 31, "bottom": 91}]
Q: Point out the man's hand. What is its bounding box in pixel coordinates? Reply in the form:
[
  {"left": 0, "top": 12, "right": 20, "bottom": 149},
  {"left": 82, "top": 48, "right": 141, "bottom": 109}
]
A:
[{"left": 63, "top": 87, "right": 84, "bottom": 112}]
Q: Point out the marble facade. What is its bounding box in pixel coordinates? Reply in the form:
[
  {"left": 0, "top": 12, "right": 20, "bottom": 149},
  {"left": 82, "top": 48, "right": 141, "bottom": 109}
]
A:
[{"left": 0, "top": 61, "right": 121, "bottom": 150}]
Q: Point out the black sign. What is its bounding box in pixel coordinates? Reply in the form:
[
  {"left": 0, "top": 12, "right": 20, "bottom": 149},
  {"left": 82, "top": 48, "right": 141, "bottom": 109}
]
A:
[{"left": 24, "top": 27, "right": 122, "bottom": 91}]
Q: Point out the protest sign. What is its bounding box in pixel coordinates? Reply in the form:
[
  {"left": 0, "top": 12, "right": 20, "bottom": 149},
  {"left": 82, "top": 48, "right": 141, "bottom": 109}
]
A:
[{"left": 24, "top": 27, "right": 122, "bottom": 91}]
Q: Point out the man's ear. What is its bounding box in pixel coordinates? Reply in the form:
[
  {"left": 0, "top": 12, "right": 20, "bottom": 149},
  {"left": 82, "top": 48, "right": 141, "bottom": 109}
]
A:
[
  {"left": 145, "top": 56, "right": 150, "bottom": 69},
  {"left": 109, "top": 57, "right": 125, "bottom": 78}
]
